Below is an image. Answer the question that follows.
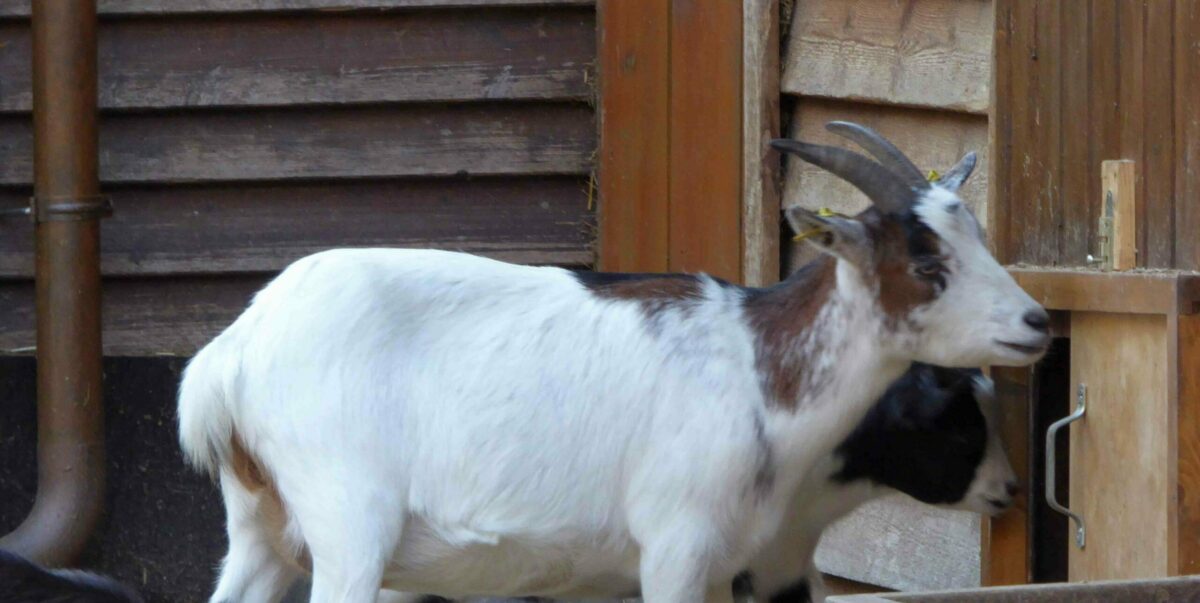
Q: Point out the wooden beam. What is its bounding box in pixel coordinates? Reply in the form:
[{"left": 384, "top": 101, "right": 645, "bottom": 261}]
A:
[
  {"left": 981, "top": 366, "right": 1033, "bottom": 586},
  {"left": 741, "top": 0, "right": 781, "bottom": 287},
  {"left": 1009, "top": 269, "right": 1200, "bottom": 316},
  {"left": 1170, "top": 313, "right": 1200, "bottom": 575},
  {"left": 1102, "top": 160, "right": 1138, "bottom": 270},
  {"left": 668, "top": 0, "right": 743, "bottom": 281},
  {"left": 597, "top": 0, "right": 670, "bottom": 272}
]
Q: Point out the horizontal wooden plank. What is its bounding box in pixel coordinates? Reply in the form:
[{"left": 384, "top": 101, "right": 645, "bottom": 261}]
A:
[
  {"left": 0, "top": 177, "right": 593, "bottom": 277},
  {"left": 816, "top": 495, "right": 981, "bottom": 591},
  {"left": 1009, "top": 268, "right": 1200, "bottom": 316},
  {"left": 0, "top": 276, "right": 266, "bottom": 356},
  {"left": 0, "top": 9, "right": 594, "bottom": 111},
  {"left": 782, "top": 100, "right": 988, "bottom": 272},
  {"left": 782, "top": 0, "right": 992, "bottom": 114},
  {"left": 0, "top": 0, "right": 593, "bottom": 17},
  {"left": 0, "top": 253, "right": 599, "bottom": 357},
  {"left": 0, "top": 104, "right": 595, "bottom": 185}
]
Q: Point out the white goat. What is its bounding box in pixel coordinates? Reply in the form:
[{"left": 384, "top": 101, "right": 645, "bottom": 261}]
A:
[
  {"left": 386, "top": 364, "right": 1016, "bottom": 603},
  {"left": 178, "top": 122, "right": 1048, "bottom": 603}
]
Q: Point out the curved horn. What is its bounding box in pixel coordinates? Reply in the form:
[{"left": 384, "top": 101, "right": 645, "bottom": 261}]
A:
[
  {"left": 825, "top": 121, "right": 928, "bottom": 190},
  {"left": 770, "top": 139, "right": 917, "bottom": 214}
]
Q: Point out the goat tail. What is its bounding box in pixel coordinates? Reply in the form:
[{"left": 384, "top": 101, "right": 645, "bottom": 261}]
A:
[{"left": 177, "top": 336, "right": 238, "bottom": 480}]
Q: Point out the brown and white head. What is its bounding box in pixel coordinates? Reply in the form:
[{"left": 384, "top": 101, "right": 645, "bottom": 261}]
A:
[{"left": 772, "top": 121, "right": 1049, "bottom": 368}]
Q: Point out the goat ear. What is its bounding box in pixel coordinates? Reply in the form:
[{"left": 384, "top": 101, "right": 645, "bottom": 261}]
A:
[
  {"left": 784, "top": 206, "right": 869, "bottom": 266},
  {"left": 938, "top": 151, "right": 977, "bottom": 192}
]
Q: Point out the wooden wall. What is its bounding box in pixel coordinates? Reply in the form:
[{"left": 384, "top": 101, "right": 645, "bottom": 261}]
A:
[
  {"left": 779, "top": 0, "right": 994, "bottom": 590},
  {"left": 992, "top": 0, "right": 1200, "bottom": 271},
  {"left": 781, "top": 0, "right": 992, "bottom": 272},
  {"left": 0, "top": 0, "right": 596, "bottom": 356}
]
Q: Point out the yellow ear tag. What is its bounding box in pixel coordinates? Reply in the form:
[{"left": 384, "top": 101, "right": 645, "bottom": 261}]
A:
[
  {"left": 792, "top": 207, "right": 842, "bottom": 242},
  {"left": 927, "top": 169, "right": 941, "bottom": 183}
]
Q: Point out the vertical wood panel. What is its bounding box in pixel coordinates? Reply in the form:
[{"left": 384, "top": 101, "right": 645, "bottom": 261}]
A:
[
  {"left": 1005, "top": 0, "right": 1037, "bottom": 263},
  {"left": 1117, "top": 0, "right": 1148, "bottom": 267},
  {"left": 1143, "top": 1, "right": 1176, "bottom": 268},
  {"left": 1069, "top": 313, "right": 1170, "bottom": 581},
  {"left": 597, "top": 0, "right": 670, "bottom": 272},
  {"left": 989, "top": 0, "right": 1013, "bottom": 262},
  {"left": 1174, "top": 314, "right": 1200, "bottom": 574},
  {"left": 1089, "top": 0, "right": 1121, "bottom": 264},
  {"left": 1059, "top": 1, "right": 1091, "bottom": 264},
  {"left": 1176, "top": 1, "right": 1200, "bottom": 272},
  {"left": 981, "top": 366, "right": 1033, "bottom": 586},
  {"left": 742, "top": 0, "right": 781, "bottom": 287},
  {"left": 1033, "top": 0, "right": 1062, "bottom": 265},
  {"left": 668, "top": 0, "right": 742, "bottom": 281}
]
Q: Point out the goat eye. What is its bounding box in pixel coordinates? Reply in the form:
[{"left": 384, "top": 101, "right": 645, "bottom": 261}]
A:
[{"left": 913, "top": 262, "right": 943, "bottom": 279}]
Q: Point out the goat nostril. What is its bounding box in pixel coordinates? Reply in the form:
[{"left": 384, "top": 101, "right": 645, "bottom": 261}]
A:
[
  {"left": 1006, "top": 481, "right": 1020, "bottom": 497},
  {"left": 1023, "top": 309, "right": 1050, "bottom": 333}
]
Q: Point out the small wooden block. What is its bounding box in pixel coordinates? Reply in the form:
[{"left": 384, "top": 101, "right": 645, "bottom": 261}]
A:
[{"left": 1101, "top": 160, "right": 1137, "bottom": 270}]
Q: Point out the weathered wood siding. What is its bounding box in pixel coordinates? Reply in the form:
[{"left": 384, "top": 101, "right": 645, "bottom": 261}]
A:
[
  {"left": 780, "top": 0, "right": 994, "bottom": 590},
  {"left": 991, "top": 0, "right": 1200, "bottom": 270},
  {"left": 0, "top": 1, "right": 597, "bottom": 355},
  {"left": 782, "top": 0, "right": 992, "bottom": 272}
]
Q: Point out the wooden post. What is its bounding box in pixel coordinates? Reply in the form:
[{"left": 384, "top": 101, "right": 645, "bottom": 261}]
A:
[
  {"left": 1102, "top": 160, "right": 1138, "bottom": 270},
  {"left": 741, "top": 0, "right": 781, "bottom": 287},
  {"left": 598, "top": 1, "right": 746, "bottom": 282},
  {"left": 597, "top": 0, "right": 670, "bottom": 273},
  {"left": 981, "top": 366, "right": 1033, "bottom": 586},
  {"left": 668, "top": 0, "right": 743, "bottom": 281}
]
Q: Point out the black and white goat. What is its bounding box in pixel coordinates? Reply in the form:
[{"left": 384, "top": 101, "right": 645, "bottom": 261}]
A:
[
  {"left": 178, "top": 122, "right": 1048, "bottom": 603},
  {"left": 734, "top": 363, "right": 1014, "bottom": 603}
]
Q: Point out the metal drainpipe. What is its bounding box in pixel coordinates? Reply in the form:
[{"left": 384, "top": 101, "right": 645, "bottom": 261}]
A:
[{"left": 1, "top": 0, "right": 110, "bottom": 566}]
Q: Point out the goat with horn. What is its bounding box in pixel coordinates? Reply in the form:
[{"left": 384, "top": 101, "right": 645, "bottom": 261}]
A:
[{"left": 179, "top": 122, "right": 1047, "bottom": 603}]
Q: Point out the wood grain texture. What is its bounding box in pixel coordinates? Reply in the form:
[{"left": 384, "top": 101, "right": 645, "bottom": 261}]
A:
[
  {"left": 1103, "top": 160, "right": 1138, "bottom": 270},
  {"left": 0, "top": 178, "right": 593, "bottom": 277},
  {"left": 980, "top": 365, "right": 1033, "bottom": 586},
  {"left": 0, "top": 0, "right": 593, "bottom": 17},
  {"left": 0, "top": 10, "right": 594, "bottom": 111},
  {"left": 596, "top": 0, "right": 669, "bottom": 273},
  {"left": 1009, "top": 269, "right": 1200, "bottom": 316},
  {"left": 668, "top": 0, "right": 742, "bottom": 281},
  {"left": 1174, "top": 314, "right": 1200, "bottom": 575},
  {"left": 1069, "top": 313, "right": 1170, "bottom": 581},
  {"left": 742, "top": 0, "right": 781, "bottom": 287},
  {"left": 0, "top": 276, "right": 269, "bottom": 356},
  {"left": 782, "top": 0, "right": 992, "bottom": 114},
  {"left": 1176, "top": 0, "right": 1200, "bottom": 272},
  {"left": 994, "top": 0, "right": 1200, "bottom": 270},
  {"left": 989, "top": 0, "right": 1012, "bottom": 262},
  {"left": 783, "top": 101, "right": 987, "bottom": 272},
  {"left": 0, "top": 104, "right": 595, "bottom": 185},
  {"left": 816, "top": 495, "right": 981, "bottom": 591}
]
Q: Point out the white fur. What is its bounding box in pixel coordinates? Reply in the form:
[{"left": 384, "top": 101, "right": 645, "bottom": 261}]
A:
[{"left": 179, "top": 188, "right": 1044, "bottom": 603}]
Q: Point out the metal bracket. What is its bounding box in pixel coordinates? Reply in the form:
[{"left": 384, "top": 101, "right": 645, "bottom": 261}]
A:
[
  {"left": 1087, "top": 192, "right": 1116, "bottom": 268},
  {"left": 1047, "top": 383, "right": 1088, "bottom": 549},
  {"left": 30, "top": 194, "right": 113, "bottom": 222}
]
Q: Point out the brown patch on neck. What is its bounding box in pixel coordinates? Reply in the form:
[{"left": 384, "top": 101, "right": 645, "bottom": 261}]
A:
[
  {"left": 578, "top": 272, "right": 706, "bottom": 319},
  {"left": 743, "top": 258, "right": 837, "bottom": 409},
  {"left": 229, "top": 431, "right": 313, "bottom": 574}
]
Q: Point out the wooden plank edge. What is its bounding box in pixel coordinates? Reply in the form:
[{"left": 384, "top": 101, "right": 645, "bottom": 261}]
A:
[
  {"left": 741, "top": 0, "right": 781, "bottom": 287},
  {"left": 1170, "top": 313, "right": 1200, "bottom": 575},
  {"left": 1009, "top": 268, "right": 1200, "bottom": 316},
  {"left": 779, "top": 88, "right": 989, "bottom": 117},
  {"left": 0, "top": 0, "right": 594, "bottom": 18}
]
